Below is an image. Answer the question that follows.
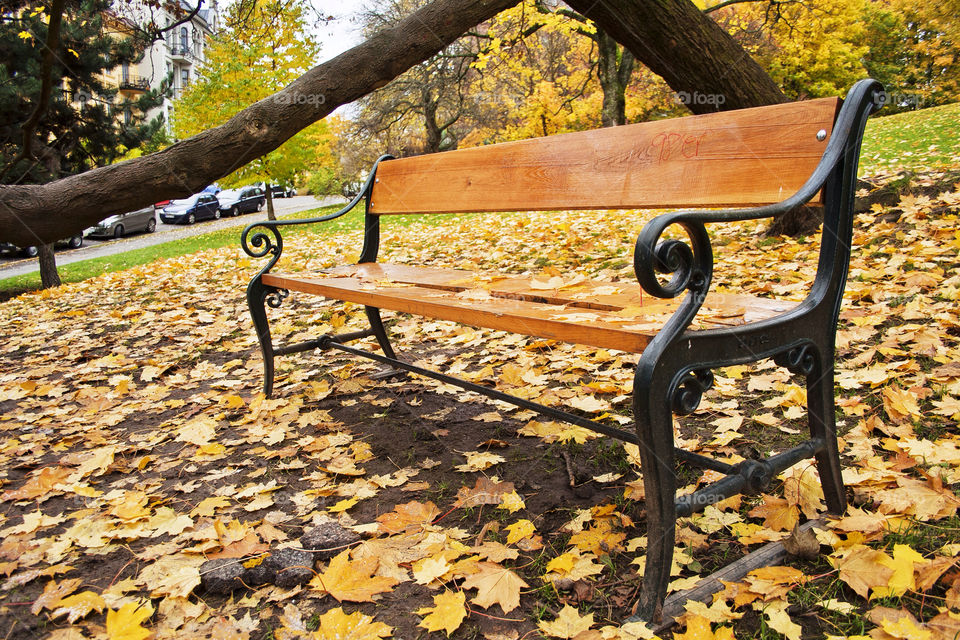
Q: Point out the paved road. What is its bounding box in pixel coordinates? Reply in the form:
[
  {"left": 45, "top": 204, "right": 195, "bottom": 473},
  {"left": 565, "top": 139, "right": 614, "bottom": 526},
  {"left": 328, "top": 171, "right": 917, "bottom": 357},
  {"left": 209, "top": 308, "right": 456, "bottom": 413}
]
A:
[{"left": 0, "top": 195, "right": 347, "bottom": 279}]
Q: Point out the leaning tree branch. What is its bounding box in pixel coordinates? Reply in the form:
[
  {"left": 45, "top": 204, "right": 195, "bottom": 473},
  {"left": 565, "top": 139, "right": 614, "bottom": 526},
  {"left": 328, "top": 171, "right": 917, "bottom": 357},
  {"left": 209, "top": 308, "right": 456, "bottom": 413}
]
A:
[
  {"left": 564, "top": 0, "right": 787, "bottom": 114},
  {"left": 0, "top": 0, "right": 520, "bottom": 246}
]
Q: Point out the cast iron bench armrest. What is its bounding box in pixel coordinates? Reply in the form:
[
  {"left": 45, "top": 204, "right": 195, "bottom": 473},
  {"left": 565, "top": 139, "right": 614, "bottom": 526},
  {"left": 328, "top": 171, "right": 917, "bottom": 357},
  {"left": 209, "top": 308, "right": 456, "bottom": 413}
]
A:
[
  {"left": 240, "top": 154, "right": 395, "bottom": 277},
  {"left": 633, "top": 79, "right": 882, "bottom": 334}
]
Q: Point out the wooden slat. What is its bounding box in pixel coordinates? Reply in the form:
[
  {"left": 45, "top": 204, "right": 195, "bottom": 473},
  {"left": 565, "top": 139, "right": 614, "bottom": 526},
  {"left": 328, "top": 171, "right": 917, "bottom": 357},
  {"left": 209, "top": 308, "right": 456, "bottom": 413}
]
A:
[
  {"left": 263, "top": 264, "right": 796, "bottom": 354},
  {"left": 369, "top": 97, "right": 839, "bottom": 215}
]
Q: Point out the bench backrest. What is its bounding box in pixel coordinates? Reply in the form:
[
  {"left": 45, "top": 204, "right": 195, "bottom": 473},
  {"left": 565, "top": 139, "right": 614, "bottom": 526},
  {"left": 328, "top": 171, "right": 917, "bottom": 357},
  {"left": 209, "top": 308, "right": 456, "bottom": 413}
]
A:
[{"left": 368, "top": 97, "right": 840, "bottom": 215}]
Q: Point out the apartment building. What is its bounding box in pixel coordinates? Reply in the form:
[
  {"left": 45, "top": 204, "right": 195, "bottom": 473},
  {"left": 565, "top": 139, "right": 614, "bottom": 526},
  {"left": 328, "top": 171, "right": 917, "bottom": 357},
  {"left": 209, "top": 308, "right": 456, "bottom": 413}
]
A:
[{"left": 110, "top": 0, "right": 218, "bottom": 130}]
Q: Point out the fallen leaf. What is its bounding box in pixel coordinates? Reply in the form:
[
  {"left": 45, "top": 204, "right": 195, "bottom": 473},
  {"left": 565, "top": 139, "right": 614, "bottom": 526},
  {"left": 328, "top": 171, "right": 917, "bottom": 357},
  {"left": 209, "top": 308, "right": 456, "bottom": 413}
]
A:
[
  {"left": 461, "top": 561, "right": 528, "bottom": 613},
  {"left": 417, "top": 590, "right": 467, "bottom": 636},
  {"left": 105, "top": 600, "right": 154, "bottom": 640},
  {"left": 314, "top": 607, "right": 393, "bottom": 640},
  {"left": 311, "top": 551, "right": 399, "bottom": 602},
  {"left": 538, "top": 604, "right": 594, "bottom": 638}
]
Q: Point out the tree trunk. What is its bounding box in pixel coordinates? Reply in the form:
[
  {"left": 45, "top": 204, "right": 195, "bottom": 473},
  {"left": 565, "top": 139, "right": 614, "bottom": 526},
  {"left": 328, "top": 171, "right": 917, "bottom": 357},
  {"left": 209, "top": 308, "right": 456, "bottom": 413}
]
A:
[
  {"left": 265, "top": 184, "right": 276, "bottom": 221},
  {"left": 37, "top": 243, "right": 61, "bottom": 288},
  {"left": 597, "top": 28, "right": 634, "bottom": 127},
  {"left": 423, "top": 92, "right": 443, "bottom": 154},
  {"left": 566, "top": 0, "right": 787, "bottom": 114},
  {"left": 0, "top": 0, "right": 520, "bottom": 247}
]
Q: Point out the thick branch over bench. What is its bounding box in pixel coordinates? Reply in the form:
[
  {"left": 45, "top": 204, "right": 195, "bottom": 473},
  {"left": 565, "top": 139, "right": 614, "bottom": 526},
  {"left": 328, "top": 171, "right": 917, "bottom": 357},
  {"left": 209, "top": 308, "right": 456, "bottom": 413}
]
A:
[{"left": 0, "top": 0, "right": 519, "bottom": 247}]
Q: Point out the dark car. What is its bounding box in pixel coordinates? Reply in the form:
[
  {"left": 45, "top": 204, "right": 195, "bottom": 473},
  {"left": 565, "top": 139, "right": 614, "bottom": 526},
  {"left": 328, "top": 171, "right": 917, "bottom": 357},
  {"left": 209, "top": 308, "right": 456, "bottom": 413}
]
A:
[
  {"left": 218, "top": 186, "right": 265, "bottom": 216},
  {"left": 86, "top": 205, "right": 156, "bottom": 238},
  {"left": 0, "top": 234, "right": 83, "bottom": 258},
  {"left": 160, "top": 193, "right": 221, "bottom": 224},
  {"left": 269, "top": 184, "right": 295, "bottom": 198}
]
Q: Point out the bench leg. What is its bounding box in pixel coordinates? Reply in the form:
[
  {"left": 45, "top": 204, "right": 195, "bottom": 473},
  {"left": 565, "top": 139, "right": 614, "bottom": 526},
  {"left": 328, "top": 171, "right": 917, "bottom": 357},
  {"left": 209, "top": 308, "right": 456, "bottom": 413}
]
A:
[
  {"left": 364, "top": 306, "right": 397, "bottom": 359},
  {"left": 247, "top": 277, "right": 281, "bottom": 397},
  {"left": 806, "top": 350, "right": 846, "bottom": 513},
  {"left": 632, "top": 369, "right": 677, "bottom": 623}
]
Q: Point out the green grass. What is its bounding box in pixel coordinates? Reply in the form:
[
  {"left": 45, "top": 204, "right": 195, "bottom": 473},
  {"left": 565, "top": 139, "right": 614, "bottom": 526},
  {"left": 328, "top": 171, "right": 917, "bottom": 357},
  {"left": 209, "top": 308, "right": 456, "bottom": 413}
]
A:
[
  {"left": 0, "top": 205, "right": 473, "bottom": 296},
  {"left": 860, "top": 101, "right": 960, "bottom": 175}
]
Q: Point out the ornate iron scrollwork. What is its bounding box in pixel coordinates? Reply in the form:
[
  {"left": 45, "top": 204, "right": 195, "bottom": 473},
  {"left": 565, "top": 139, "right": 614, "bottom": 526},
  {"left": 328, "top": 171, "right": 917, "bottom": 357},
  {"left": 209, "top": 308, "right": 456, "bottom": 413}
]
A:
[
  {"left": 634, "top": 217, "right": 713, "bottom": 300},
  {"left": 670, "top": 369, "right": 715, "bottom": 416},
  {"left": 265, "top": 287, "right": 289, "bottom": 309},
  {"left": 774, "top": 344, "right": 817, "bottom": 376},
  {"left": 241, "top": 223, "right": 284, "bottom": 276}
]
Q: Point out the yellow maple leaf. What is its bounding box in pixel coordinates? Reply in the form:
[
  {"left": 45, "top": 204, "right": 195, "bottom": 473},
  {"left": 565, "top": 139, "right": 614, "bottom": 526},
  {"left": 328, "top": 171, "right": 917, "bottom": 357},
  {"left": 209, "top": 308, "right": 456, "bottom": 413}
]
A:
[
  {"left": 505, "top": 519, "right": 535, "bottom": 545},
  {"left": 190, "top": 495, "right": 230, "bottom": 517},
  {"left": 311, "top": 551, "right": 398, "bottom": 602},
  {"left": 747, "top": 495, "right": 799, "bottom": 532},
  {"left": 454, "top": 477, "right": 515, "bottom": 508},
  {"left": 568, "top": 521, "right": 626, "bottom": 556},
  {"left": 498, "top": 490, "right": 525, "bottom": 512},
  {"left": 883, "top": 386, "right": 923, "bottom": 423},
  {"left": 762, "top": 601, "right": 801, "bottom": 640},
  {"left": 106, "top": 600, "right": 154, "bottom": 640},
  {"left": 376, "top": 500, "right": 440, "bottom": 533},
  {"left": 455, "top": 451, "right": 506, "bottom": 472},
  {"left": 417, "top": 590, "right": 467, "bottom": 636},
  {"left": 545, "top": 553, "right": 576, "bottom": 575},
  {"left": 50, "top": 590, "right": 106, "bottom": 624},
  {"left": 30, "top": 578, "right": 82, "bottom": 614},
  {"left": 314, "top": 607, "right": 393, "bottom": 640},
  {"left": 830, "top": 544, "right": 894, "bottom": 599},
  {"left": 328, "top": 497, "right": 359, "bottom": 513},
  {"left": 176, "top": 415, "right": 218, "bottom": 446},
  {"left": 674, "top": 614, "right": 735, "bottom": 640},
  {"left": 874, "top": 543, "right": 928, "bottom": 598},
  {"left": 538, "top": 604, "right": 594, "bottom": 638},
  {"left": 413, "top": 555, "right": 452, "bottom": 585},
  {"left": 461, "top": 561, "right": 528, "bottom": 613}
]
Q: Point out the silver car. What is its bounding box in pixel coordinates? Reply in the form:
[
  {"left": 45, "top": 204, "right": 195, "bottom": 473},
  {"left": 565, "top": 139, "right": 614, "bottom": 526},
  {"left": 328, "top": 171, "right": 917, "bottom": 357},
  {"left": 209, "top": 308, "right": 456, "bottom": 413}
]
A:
[{"left": 87, "top": 205, "right": 156, "bottom": 238}]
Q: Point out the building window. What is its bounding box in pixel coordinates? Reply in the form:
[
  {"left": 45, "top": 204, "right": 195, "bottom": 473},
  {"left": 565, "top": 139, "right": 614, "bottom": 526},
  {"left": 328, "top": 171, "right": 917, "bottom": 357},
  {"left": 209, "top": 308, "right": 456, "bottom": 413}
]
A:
[
  {"left": 121, "top": 61, "right": 130, "bottom": 83},
  {"left": 181, "top": 68, "right": 189, "bottom": 89},
  {"left": 180, "top": 26, "right": 188, "bottom": 53},
  {"left": 124, "top": 108, "right": 132, "bottom": 125}
]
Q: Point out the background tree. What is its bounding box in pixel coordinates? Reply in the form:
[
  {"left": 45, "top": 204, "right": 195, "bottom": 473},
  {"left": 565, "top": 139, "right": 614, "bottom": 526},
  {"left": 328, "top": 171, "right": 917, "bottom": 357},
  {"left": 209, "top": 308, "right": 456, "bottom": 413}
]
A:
[
  {"left": 860, "top": 0, "right": 960, "bottom": 112},
  {"left": 0, "top": 0, "right": 167, "bottom": 287},
  {"left": 342, "top": 0, "right": 481, "bottom": 165},
  {"left": 173, "top": 0, "right": 333, "bottom": 220}
]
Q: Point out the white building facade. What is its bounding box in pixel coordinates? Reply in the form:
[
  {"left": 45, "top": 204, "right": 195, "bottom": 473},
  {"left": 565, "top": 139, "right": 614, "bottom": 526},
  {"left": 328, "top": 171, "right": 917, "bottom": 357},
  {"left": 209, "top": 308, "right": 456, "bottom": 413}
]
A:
[{"left": 113, "top": 0, "right": 218, "bottom": 132}]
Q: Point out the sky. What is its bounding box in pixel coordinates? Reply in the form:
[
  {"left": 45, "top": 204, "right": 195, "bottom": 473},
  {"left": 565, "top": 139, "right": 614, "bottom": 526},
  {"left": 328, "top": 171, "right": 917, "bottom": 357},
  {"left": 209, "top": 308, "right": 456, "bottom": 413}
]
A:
[{"left": 310, "top": 1, "right": 364, "bottom": 63}]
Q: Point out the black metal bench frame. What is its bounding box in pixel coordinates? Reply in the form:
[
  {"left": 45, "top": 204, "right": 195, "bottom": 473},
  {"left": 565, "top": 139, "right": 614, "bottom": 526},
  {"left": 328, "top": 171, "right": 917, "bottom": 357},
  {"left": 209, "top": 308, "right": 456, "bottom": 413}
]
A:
[{"left": 240, "top": 79, "right": 884, "bottom": 623}]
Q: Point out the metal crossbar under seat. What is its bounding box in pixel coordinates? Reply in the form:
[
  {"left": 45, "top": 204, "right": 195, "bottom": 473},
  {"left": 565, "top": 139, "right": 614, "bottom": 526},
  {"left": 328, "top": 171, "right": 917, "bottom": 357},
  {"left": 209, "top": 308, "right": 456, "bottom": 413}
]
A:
[{"left": 239, "top": 79, "right": 885, "bottom": 624}]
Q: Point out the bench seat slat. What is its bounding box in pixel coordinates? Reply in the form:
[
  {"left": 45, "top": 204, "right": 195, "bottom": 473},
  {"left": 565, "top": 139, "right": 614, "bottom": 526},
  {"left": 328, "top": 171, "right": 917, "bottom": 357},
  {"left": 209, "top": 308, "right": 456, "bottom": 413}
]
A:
[{"left": 263, "top": 264, "right": 797, "bottom": 354}]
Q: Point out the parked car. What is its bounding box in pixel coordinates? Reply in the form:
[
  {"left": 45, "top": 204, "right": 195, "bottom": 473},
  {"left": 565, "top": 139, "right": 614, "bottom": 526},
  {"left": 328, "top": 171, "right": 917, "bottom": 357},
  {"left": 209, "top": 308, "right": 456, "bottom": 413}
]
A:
[
  {"left": 160, "top": 193, "right": 221, "bottom": 224},
  {"left": 263, "top": 184, "right": 293, "bottom": 198},
  {"left": 0, "top": 234, "right": 83, "bottom": 258},
  {"left": 218, "top": 186, "right": 265, "bottom": 216},
  {"left": 86, "top": 205, "right": 156, "bottom": 238}
]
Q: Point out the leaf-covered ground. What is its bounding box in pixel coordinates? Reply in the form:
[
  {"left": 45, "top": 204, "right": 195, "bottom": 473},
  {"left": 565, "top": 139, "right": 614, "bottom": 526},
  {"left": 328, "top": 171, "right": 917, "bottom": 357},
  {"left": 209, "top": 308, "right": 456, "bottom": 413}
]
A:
[{"left": 1, "top": 163, "right": 959, "bottom": 640}]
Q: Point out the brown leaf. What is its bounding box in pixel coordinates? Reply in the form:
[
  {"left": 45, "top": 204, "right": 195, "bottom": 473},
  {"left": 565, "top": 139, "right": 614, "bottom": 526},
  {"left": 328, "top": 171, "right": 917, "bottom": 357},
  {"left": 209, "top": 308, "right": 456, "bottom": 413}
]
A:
[
  {"left": 747, "top": 495, "right": 799, "bottom": 532},
  {"left": 376, "top": 501, "right": 441, "bottom": 534},
  {"left": 782, "top": 525, "right": 819, "bottom": 560},
  {"left": 454, "top": 477, "right": 516, "bottom": 509}
]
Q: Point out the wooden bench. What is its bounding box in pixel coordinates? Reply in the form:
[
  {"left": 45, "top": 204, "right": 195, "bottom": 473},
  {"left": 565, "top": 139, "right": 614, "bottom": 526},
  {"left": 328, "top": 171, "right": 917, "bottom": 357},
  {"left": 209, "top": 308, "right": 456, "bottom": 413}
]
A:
[{"left": 241, "top": 79, "right": 883, "bottom": 623}]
